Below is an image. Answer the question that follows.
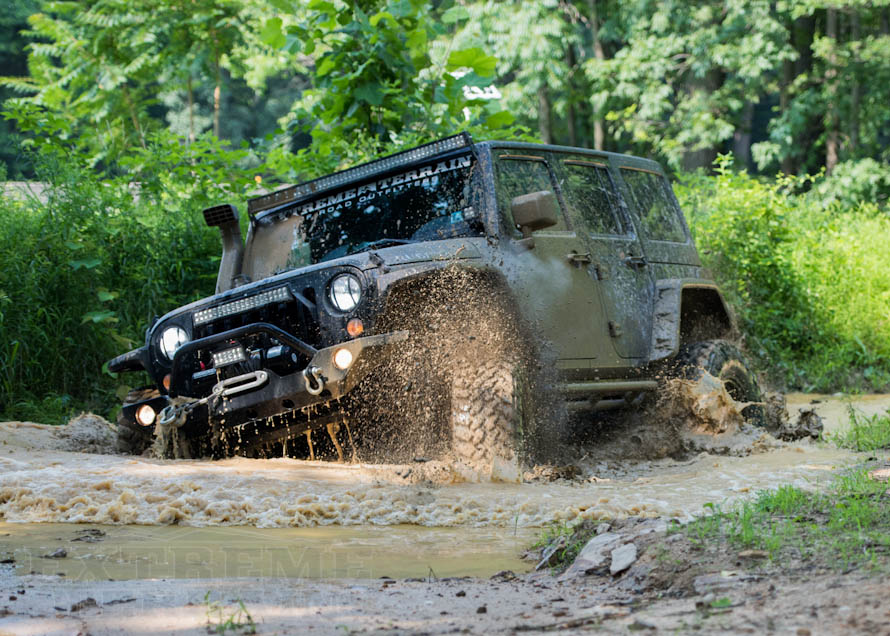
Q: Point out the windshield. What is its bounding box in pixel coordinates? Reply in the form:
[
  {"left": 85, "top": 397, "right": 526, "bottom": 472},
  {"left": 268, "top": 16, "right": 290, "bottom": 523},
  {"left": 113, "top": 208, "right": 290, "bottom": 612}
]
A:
[{"left": 243, "top": 154, "right": 481, "bottom": 279}]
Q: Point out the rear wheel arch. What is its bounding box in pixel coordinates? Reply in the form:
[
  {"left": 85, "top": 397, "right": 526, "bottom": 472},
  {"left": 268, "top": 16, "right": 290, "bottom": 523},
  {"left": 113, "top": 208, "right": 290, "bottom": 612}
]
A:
[
  {"left": 678, "top": 286, "right": 733, "bottom": 347},
  {"left": 651, "top": 281, "right": 734, "bottom": 362}
]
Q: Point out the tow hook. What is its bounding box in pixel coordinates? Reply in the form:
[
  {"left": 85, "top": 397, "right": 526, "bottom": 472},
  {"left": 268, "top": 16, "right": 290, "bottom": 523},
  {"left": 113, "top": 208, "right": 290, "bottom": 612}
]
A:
[
  {"left": 158, "top": 403, "right": 189, "bottom": 428},
  {"left": 303, "top": 365, "right": 325, "bottom": 395}
]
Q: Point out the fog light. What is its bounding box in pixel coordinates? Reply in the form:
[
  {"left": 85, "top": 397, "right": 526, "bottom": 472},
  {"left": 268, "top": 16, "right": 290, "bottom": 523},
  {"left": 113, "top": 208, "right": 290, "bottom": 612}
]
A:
[
  {"left": 333, "top": 348, "right": 354, "bottom": 370},
  {"left": 346, "top": 318, "right": 364, "bottom": 337},
  {"left": 135, "top": 404, "right": 156, "bottom": 426}
]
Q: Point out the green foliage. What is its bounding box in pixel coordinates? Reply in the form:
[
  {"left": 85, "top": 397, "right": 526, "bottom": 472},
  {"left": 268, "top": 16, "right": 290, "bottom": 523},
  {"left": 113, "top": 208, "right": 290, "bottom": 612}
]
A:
[
  {"left": 2, "top": 0, "right": 261, "bottom": 168},
  {"left": 678, "top": 157, "right": 890, "bottom": 391},
  {"left": 687, "top": 469, "right": 890, "bottom": 570},
  {"left": 0, "top": 149, "right": 225, "bottom": 423},
  {"left": 260, "top": 0, "right": 524, "bottom": 180},
  {"left": 587, "top": 0, "right": 791, "bottom": 169},
  {"left": 832, "top": 406, "right": 890, "bottom": 452}
]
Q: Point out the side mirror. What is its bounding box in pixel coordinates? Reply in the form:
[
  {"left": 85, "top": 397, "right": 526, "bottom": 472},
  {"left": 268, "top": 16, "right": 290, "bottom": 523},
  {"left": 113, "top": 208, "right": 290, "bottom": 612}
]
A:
[{"left": 511, "top": 190, "right": 558, "bottom": 248}]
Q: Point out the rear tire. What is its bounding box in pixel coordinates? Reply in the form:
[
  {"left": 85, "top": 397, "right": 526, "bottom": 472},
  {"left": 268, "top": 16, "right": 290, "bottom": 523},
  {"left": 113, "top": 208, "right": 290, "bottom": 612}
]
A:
[
  {"left": 115, "top": 387, "right": 158, "bottom": 455},
  {"left": 675, "top": 340, "right": 764, "bottom": 424}
]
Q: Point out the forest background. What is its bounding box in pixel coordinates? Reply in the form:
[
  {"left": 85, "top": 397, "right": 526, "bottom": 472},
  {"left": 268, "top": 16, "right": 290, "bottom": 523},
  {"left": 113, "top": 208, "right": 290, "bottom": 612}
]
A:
[{"left": 0, "top": 0, "right": 888, "bottom": 423}]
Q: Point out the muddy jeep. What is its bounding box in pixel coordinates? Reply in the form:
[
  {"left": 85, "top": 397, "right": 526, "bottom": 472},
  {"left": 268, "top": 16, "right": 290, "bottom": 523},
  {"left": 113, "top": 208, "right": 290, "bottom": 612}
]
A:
[{"left": 109, "top": 134, "right": 760, "bottom": 476}]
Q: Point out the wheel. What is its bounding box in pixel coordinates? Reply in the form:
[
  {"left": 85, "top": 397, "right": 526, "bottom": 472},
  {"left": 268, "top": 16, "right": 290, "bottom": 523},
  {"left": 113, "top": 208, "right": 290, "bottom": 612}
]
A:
[
  {"left": 450, "top": 356, "right": 529, "bottom": 481},
  {"left": 675, "top": 340, "right": 764, "bottom": 424},
  {"left": 115, "top": 387, "right": 158, "bottom": 455}
]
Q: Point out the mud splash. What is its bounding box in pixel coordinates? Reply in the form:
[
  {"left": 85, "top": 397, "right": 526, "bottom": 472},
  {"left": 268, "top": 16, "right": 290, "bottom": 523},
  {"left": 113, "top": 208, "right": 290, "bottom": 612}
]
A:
[{"left": 0, "top": 418, "right": 859, "bottom": 530}]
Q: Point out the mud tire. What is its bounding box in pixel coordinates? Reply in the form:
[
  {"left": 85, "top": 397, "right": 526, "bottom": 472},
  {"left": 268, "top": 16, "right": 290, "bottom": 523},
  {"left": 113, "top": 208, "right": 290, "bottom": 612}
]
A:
[
  {"left": 450, "top": 357, "right": 527, "bottom": 480},
  {"left": 116, "top": 387, "right": 158, "bottom": 455},
  {"left": 676, "top": 340, "right": 764, "bottom": 424}
]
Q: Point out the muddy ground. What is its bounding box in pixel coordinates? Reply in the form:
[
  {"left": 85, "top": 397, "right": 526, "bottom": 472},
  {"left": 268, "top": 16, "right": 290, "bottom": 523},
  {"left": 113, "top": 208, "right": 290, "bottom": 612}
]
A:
[
  {"left": 1, "top": 390, "right": 889, "bottom": 634},
  {"left": 2, "top": 522, "right": 888, "bottom": 634}
]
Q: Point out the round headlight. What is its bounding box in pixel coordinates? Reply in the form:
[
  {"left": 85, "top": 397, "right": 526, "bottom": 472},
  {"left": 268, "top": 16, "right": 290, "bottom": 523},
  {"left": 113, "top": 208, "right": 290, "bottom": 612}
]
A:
[
  {"left": 159, "top": 326, "right": 189, "bottom": 360},
  {"left": 329, "top": 274, "right": 362, "bottom": 312}
]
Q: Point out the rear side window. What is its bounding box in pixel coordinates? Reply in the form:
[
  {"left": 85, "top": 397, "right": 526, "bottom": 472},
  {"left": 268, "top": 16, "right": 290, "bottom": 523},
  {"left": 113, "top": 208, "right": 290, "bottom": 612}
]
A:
[
  {"left": 621, "top": 169, "right": 687, "bottom": 243},
  {"left": 560, "top": 160, "right": 624, "bottom": 236},
  {"left": 495, "top": 154, "right": 568, "bottom": 234}
]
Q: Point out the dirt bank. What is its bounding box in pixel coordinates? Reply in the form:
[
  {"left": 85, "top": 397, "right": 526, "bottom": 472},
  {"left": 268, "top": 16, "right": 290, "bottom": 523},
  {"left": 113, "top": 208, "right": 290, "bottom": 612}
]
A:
[{"left": 1, "top": 537, "right": 887, "bottom": 635}]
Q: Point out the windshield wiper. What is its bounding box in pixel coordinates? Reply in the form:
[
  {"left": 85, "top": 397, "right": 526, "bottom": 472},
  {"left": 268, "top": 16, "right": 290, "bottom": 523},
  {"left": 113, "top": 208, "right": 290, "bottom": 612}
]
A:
[{"left": 348, "top": 238, "right": 418, "bottom": 255}]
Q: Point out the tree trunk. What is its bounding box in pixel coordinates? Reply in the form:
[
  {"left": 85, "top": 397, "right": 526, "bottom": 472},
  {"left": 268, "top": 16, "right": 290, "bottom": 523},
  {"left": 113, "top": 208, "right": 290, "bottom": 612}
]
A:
[
  {"left": 784, "top": 15, "right": 817, "bottom": 174},
  {"left": 732, "top": 101, "right": 754, "bottom": 170},
  {"left": 825, "top": 8, "right": 839, "bottom": 175},
  {"left": 187, "top": 74, "right": 195, "bottom": 146},
  {"left": 588, "top": 0, "right": 606, "bottom": 151},
  {"left": 566, "top": 44, "right": 578, "bottom": 147},
  {"left": 213, "top": 56, "right": 222, "bottom": 139},
  {"left": 538, "top": 84, "right": 552, "bottom": 144},
  {"left": 849, "top": 11, "right": 861, "bottom": 155},
  {"left": 681, "top": 68, "right": 723, "bottom": 171},
  {"left": 121, "top": 85, "right": 146, "bottom": 149},
  {"left": 780, "top": 56, "right": 795, "bottom": 174}
]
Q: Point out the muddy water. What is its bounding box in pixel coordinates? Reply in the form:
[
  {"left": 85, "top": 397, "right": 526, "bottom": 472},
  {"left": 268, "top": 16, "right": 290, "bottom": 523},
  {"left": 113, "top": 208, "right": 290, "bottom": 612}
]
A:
[
  {"left": 0, "top": 522, "right": 531, "bottom": 580},
  {"left": 0, "top": 393, "right": 887, "bottom": 580}
]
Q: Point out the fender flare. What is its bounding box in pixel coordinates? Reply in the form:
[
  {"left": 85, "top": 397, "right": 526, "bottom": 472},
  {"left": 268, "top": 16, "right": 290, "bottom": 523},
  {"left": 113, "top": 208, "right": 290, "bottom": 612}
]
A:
[{"left": 650, "top": 279, "right": 734, "bottom": 362}]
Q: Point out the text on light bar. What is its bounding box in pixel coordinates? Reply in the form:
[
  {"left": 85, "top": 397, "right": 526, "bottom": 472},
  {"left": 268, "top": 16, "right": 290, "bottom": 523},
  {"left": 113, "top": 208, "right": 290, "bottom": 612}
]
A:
[{"left": 247, "top": 134, "right": 473, "bottom": 215}]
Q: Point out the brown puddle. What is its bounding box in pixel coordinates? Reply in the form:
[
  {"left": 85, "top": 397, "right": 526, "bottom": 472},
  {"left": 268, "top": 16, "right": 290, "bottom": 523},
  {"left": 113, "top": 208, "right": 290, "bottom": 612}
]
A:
[
  {"left": 0, "top": 393, "right": 887, "bottom": 580},
  {"left": 0, "top": 522, "right": 532, "bottom": 580}
]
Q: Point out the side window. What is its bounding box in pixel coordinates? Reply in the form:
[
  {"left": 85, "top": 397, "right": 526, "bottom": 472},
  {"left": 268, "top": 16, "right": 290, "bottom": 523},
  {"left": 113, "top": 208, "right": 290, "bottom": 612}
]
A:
[
  {"left": 620, "top": 169, "right": 688, "bottom": 243},
  {"left": 495, "top": 154, "right": 568, "bottom": 234},
  {"left": 560, "top": 160, "right": 624, "bottom": 236}
]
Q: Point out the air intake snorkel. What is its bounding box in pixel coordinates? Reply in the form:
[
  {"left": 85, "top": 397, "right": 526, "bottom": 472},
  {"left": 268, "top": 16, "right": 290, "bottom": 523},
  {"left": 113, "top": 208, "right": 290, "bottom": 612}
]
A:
[{"left": 202, "top": 204, "right": 244, "bottom": 294}]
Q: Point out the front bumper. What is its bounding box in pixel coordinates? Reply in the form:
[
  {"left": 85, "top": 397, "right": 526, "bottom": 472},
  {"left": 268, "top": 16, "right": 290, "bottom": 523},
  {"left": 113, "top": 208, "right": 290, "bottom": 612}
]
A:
[
  {"left": 114, "top": 329, "right": 407, "bottom": 430},
  {"left": 199, "top": 330, "right": 407, "bottom": 423}
]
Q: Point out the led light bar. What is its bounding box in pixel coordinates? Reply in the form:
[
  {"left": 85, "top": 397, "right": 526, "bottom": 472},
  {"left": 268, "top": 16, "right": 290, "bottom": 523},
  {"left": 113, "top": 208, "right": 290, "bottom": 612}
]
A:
[
  {"left": 194, "top": 287, "right": 292, "bottom": 326},
  {"left": 212, "top": 346, "right": 247, "bottom": 367},
  {"left": 248, "top": 133, "right": 473, "bottom": 215}
]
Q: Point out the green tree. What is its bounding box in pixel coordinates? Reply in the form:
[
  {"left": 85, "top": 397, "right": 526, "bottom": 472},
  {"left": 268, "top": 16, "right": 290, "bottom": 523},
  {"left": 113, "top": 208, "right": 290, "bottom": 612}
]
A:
[{"left": 260, "top": 0, "right": 522, "bottom": 180}]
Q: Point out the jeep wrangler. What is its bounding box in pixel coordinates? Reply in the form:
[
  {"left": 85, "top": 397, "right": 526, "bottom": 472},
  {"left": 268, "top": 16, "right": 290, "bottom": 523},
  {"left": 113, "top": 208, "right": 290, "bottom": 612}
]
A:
[{"left": 109, "top": 134, "right": 761, "bottom": 476}]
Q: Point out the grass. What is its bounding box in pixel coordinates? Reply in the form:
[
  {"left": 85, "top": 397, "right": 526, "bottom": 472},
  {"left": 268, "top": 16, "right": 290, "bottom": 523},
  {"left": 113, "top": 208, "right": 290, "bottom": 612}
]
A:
[
  {"left": 677, "top": 161, "right": 890, "bottom": 392},
  {"left": 832, "top": 406, "right": 890, "bottom": 452},
  {"left": 685, "top": 468, "right": 890, "bottom": 571},
  {"left": 204, "top": 591, "right": 257, "bottom": 635},
  {"left": 533, "top": 519, "right": 599, "bottom": 572}
]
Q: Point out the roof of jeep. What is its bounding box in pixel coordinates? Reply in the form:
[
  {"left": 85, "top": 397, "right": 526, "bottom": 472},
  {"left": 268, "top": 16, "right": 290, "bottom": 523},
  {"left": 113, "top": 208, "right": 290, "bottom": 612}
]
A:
[{"left": 247, "top": 135, "right": 665, "bottom": 218}]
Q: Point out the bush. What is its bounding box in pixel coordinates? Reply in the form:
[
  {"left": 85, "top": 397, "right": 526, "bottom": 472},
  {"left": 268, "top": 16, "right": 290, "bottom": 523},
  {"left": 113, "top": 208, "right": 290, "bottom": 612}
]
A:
[
  {"left": 0, "top": 141, "right": 246, "bottom": 423},
  {"left": 677, "top": 158, "right": 890, "bottom": 391}
]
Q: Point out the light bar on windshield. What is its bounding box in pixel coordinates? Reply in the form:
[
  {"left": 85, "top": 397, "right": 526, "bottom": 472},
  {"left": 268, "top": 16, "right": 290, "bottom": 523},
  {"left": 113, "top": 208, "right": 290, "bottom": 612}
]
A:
[
  {"left": 193, "top": 287, "right": 292, "bottom": 326},
  {"left": 248, "top": 133, "right": 473, "bottom": 216}
]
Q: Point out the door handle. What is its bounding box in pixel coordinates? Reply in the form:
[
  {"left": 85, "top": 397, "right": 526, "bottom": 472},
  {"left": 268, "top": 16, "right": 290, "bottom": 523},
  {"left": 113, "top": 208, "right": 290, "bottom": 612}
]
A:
[
  {"left": 623, "top": 255, "right": 648, "bottom": 269},
  {"left": 566, "top": 251, "right": 592, "bottom": 265}
]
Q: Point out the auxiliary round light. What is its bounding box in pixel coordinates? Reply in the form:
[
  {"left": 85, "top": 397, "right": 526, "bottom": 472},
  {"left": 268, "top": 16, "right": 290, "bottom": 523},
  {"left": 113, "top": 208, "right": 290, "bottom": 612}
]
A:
[
  {"left": 159, "top": 326, "right": 189, "bottom": 360},
  {"left": 329, "top": 274, "right": 362, "bottom": 312},
  {"left": 346, "top": 318, "right": 364, "bottom": 338},
  {"left": 333, "top": 347, "right": 354, "bottom": 371},
  {"left": 135, "top": 404, "right": 156, "bottom": 427}
]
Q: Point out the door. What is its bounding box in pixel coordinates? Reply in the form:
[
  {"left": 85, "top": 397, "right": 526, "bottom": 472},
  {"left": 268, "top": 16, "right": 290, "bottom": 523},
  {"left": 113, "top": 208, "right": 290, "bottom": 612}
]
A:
[
  {"left": 492, "top": 150, "right": 613, "bottom": 366},
  {"left": 554, "top": 155, "right": 655, "bottom": 360}
]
